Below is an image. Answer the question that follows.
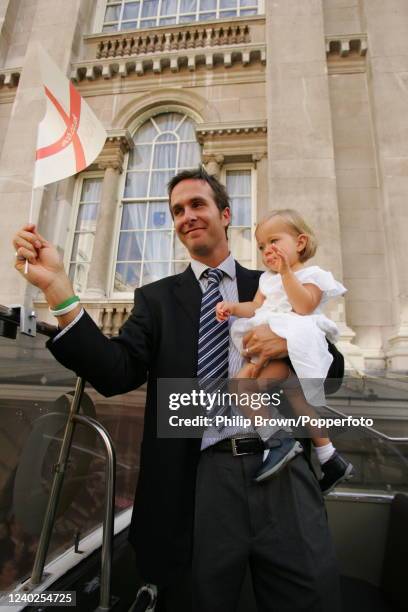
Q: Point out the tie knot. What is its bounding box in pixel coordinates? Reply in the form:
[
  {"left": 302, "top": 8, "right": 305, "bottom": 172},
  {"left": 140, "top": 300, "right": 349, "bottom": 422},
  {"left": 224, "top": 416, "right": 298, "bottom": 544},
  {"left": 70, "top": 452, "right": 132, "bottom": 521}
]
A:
[{"left": 206, "top": 268, "right": 223, "bottom": 286}]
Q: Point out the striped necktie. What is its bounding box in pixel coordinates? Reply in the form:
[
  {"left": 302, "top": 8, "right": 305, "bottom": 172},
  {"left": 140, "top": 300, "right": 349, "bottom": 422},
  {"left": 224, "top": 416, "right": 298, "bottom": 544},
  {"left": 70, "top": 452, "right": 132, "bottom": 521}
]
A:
[{"left": 197, "top": 268, "right": 229, "bottom": 394}]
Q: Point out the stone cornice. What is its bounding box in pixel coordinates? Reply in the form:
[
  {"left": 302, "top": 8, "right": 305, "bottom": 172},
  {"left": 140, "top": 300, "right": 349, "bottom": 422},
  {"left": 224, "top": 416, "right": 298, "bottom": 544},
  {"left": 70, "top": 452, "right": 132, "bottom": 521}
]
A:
[
  {"left": 326, "top": 34, "right": 368, "bottom": 74},
  {"left": 196, "top": 120, "right": 267, "bottom": 143},
  {"left": 95, "top": 129, "right": 134, "bottom": 172},
  {"left": 71, "top": 43, "right": 266, "bottom": 81},
  {"left": 0, "top": 67, "right": 21, "bottom": 89}
]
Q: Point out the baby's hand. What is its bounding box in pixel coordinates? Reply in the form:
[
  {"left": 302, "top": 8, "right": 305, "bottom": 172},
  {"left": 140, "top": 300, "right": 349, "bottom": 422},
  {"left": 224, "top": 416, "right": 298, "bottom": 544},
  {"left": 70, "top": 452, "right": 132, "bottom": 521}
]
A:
[
  {"left": 270, "top": 245, "right": 291, "bottom": 275},
  {"left": 216, "top": 301, "right": 233, "bottom": 322}
]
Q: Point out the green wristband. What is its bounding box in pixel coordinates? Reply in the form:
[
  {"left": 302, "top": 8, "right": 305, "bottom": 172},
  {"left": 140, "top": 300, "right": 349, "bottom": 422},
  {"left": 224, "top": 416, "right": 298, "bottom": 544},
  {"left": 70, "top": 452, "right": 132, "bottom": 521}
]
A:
[{"left": 52, "top": 295, "right": 80, "bottom": 311}]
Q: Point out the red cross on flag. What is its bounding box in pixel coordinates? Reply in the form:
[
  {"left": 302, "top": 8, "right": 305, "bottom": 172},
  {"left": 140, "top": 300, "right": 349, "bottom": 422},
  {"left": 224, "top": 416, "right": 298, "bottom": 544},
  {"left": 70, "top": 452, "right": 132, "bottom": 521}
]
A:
[{"left": 33, "top": 46, "right": 107, "bottom": 188}]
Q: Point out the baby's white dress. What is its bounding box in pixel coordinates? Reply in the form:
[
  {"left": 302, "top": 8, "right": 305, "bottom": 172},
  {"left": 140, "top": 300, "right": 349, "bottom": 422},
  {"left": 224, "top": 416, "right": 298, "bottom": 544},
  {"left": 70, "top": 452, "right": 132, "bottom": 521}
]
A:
[{"left": 230, "top": 266, "right": 346, "bottom": 406}]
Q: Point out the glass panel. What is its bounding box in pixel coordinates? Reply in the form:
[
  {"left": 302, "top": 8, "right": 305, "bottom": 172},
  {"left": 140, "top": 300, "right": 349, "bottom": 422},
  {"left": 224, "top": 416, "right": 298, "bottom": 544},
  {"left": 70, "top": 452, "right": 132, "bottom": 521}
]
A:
[
  {"left": 226, "top": 170, "right": 251, "bottom": 196},
  {"left": 133, "top": 120, "right": 157, "bottom": 144},
  {"left": 156, "top": 132, "right": 177, "bottom": 142},
  {"left": 159, "top": 16, "right": 177, "bottom": 24},
  {"left": 147, "top": 202, "right": 172, "bottom": 229},
  {"left": 103, "top": 23, "right": 118, "bottom": 31},
  {"left": 200, "top": 0, "right": 217, "bottom": 9},
  {"left": 142, "top": 261, "right": 169, "bottom": 284},
  {"left": 123, "top": 2, "right": 139, "bottom": 19},
  {"left": 105, "top": 5, "right": 121, "bottom": 21},
  {"left": 177, "top": 118, "right": 196, "bottom": 140},
  {"left": 179, "top": 14, "right": 195, "bottom": 21},
  {"left": 161, "top": 0, "right": 177, "bottom": 13},
  {"left": 81, "top": 178, "right": 102, "bottom": 202},
  {"left": 70, "top": 262, "right": 90, "bottom": 294},
  {"left": 121, "top": 203, "right": 147, "bottom": 230},
  {"left": 114, "top": 262, "right": 141, "bottom": 290},
  {"left": 140, "top": 18, "right": 156, "bottom": 26},
  {"left": 121, "top": 20, "right": 138, "bottom": 29},
  {"left": 144, "top": 230, "right": 172, "bottom": 260},
  {"left": 229, "top": 227, "right": 251, "bottom": 261},
  {"left": 180, "top": 0, "right": 197, "bottom": 11},
  {"left": 240, "top": 0, "right": 257, "bottom": 6},
  {"left": 75, "top": 204, "right": 99, "bottom": 231},
  {"left": 179, "top": 142, "right": 201, "bottom": 168},
  {"left": 220, "top": 0, "right": 236, "bottom": 7},
  {"left": 141, "top": 0, "right": 159, "bottom": 17},
  {"left": 241, "top": 8, "right": 257, "bottom": 14},
  {"left": 219, "top": 9, "right": 237, "bottom": 16},
  {"left": 71, "top": 233, "right": 95, "bottom": 262},
  {"left": 230, "top": 197, "right": 251, "bottom": 226},
  {"left": 200, "top": 11, "right": 216, "bottom": 19},
  {"left": 117, "top": 231, "right": 144, "bottom": 261},
  {"left": 124, "top": 171, "right": 149, "bottom": 197},
  {"left": 153, "top": 112, "right": 183, "bottom": 133},
  {"left": 149, "top": 170, "right": 174, "bottom": 197},
  {"left": 152, "top": 143, "right": 177, "bottom": 169},
  {"left": 128, "top": 145, "right": 152, "bottom": 170}
]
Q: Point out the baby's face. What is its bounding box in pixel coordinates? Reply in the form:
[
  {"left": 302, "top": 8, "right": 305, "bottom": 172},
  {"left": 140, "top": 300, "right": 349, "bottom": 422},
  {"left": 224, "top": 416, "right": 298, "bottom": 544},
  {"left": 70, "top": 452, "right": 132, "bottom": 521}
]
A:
[{"left": 256, "top": 217, "right": 303, "bottom": 271}]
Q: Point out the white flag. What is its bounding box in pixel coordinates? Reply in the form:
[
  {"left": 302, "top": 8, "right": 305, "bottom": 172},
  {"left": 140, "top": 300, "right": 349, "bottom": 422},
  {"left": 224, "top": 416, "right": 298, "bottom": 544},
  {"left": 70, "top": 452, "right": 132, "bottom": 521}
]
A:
[{"left": 34, "top": 46, "right": 106, "bottom": 188}]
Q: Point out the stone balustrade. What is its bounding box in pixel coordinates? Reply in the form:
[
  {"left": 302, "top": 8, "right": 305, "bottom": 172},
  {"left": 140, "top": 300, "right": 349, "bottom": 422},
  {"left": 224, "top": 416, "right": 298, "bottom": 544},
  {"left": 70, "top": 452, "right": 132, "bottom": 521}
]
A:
[
  {"left": 98, "top": 304, "right": 133, "bottom": 337},
  {"left": 96, "top": 24, "right": 250, "bottom": 59}
]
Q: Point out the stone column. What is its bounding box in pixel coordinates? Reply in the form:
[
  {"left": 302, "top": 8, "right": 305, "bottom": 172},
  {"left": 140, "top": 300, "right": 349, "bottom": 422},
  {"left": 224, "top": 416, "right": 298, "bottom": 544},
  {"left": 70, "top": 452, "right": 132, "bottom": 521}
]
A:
[
  {"left": 203, "top": 154, "right": 224, "bottom": 178},
  {"left": 86, "top": 131, "right": 133, "bottom": 298},
  {"left": 265, "top": 0, "right": 364, "bottom": 370},
  {"left": 361, "top": 0, "right": 408, "bottom": 371}
]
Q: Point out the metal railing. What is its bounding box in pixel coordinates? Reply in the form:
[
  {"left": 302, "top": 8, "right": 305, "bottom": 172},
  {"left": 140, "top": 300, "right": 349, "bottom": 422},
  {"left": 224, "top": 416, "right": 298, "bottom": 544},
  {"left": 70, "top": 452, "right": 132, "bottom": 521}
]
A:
[{"left": 0, "top": 304, "right": 116, "bottom": 611}]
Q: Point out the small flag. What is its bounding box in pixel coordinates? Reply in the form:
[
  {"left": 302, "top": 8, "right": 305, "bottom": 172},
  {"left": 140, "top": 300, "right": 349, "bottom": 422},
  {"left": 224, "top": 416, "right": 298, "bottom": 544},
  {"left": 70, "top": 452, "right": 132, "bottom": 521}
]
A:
[{"left": 33, "top": 46, "right": 106, "bottom": 188}]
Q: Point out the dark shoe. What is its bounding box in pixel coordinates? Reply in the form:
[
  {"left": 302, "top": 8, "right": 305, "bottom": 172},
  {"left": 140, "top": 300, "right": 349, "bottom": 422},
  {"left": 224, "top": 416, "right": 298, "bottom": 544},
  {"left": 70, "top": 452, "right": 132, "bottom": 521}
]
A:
[
  {"left": 254, "top": 438, "right": 303, "bottom": 483},
  {"left": 319, "top": 452, "right": 355, "bottom": 495}
]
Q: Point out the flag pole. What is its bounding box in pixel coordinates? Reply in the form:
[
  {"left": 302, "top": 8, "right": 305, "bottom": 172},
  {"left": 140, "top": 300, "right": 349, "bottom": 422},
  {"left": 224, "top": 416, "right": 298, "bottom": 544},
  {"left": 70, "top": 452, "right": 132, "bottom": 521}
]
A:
[{"left": 24, "top": 167, "right": 39, "bottom": 275}]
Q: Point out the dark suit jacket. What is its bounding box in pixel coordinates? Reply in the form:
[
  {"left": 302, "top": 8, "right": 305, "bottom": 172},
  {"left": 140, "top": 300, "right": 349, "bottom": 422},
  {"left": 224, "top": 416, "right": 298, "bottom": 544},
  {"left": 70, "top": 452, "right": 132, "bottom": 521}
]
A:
[{"left": 47, "top": 262, "right": 344, "bottom": 586}]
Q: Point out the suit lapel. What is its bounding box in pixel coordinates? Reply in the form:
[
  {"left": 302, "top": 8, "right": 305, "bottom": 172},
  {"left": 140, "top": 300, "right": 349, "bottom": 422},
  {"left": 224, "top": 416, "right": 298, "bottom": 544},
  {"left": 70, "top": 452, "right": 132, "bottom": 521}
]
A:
[
  {"left": 235, "top": 261, "right": 262, "bottom": 302},
  {"left": 172, "top": 264, "right": 202, "bottom": 327}
]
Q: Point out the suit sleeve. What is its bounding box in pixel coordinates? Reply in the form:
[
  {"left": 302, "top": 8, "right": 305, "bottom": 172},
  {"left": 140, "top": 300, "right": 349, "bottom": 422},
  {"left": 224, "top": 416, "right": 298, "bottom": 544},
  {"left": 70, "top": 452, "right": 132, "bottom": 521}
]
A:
[
  {"left": 324, "top": 340, "right": 345, "bottom": 395},
  {"left": 46, "top": 288, "right": 154, "bottom": 397}
]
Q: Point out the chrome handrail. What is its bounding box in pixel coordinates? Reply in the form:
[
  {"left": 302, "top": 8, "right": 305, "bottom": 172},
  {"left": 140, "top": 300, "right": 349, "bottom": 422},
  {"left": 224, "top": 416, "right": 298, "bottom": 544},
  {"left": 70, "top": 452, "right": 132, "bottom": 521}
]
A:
[{"left": 323, "top": 403, "right": 408, "bottom": 443}]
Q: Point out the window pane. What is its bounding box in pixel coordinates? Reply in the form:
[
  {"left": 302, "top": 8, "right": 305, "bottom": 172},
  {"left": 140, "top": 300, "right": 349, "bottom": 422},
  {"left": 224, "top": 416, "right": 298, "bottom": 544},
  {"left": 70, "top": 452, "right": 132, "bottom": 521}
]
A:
[
  {"left": 241, "top": 8, "right": 257, "bottom": 14},
  {"left": 180, "top": 0, "right": 197, "bottom": 11},
  {"left": 121, "top": 20, "right": 137, "bottom": 29},
  {"left": 70, "top": 263, "right": 90, "bottom": 294},
  {"left": 200, "top": 0, "right": 216, "bottom": 9},
  {"left": 114, "top": 262, "right": 141, "bottom": 291},
  {"left": 179, "top": 14, "right": 195, "bottom": 21},
  {"left": 134, "top": 120, "right": 158, "bottom": 143},
  {"left": 230, "top": 228, "right": 252, "bottom": 261},
  {"left": 117, "top": 231, "right": 144, "bottom": 260},
  {"left": 220, "top": 10, "right": 236, "bottom": 16},
  {"left": 152, "top": 143, "right": 177, "bottom": 169},
  {"left": 200, "top": 12, "right": 216, "bottom": 19},
  {"left": 240, "top": 0, "right": 257, "bottom": 6},
  {"left": 161, "top": 0, "right": 177, "bottom": 14},
  {"left": 121, "top": 204, "right": 147, "bottom": 229},
  {"left": 105, "top": 5, "right": 121, "bottom": 21},
  {"left": 147, "top": 202, "right": 172, "bottom": 229},
  {"left": 220, "top": 0, "right": 236, "bottom": 7},
  {"left": 71, "top": 233, "right": 95, "bottom": 262},
  {"left": 124, "top": 171, "right": 149, "bottom": 197},
  {"left": 179, "top": 142, "right": 201, "bottom": 168},
  {"left": 144, "top": 230, "right": 172, "bottom": 260},
  {"left": 128, "top": 145, "right": 152, "bottom": 170},
  {"left": 75, "top": 204, "right": 99, "bottom": 232},
  {"left": 226, "top": 170, "right": 251, "bottom": 196},
  {"left": 159, "top": 16, "right": 177, "bottom": 24},
  {"left": 177, "top": 119, "right": 196, "bottom": 140},
  {"left": 150, "top": 170, "right": 174, "bottom": 196},
  {"left": 142, "top": 262, "right": 169, "bottom": 284},
  {"left": 103, "top": 24, "right": 119, "bottom": 31},
  {"left": 123, "top": 2, "right": 139, "bottom": 19},
  {"left": 230, "top": 197, "right": 251, "bottom": 226},
  {"left": 153, "top": 112, "right": 183, "bottom": 132},
  {"left": 81, "top": 179, "right": 102, "bottom": 202},
  {"left": 141, "top": 0, "right": 159, "bottom": 17}
]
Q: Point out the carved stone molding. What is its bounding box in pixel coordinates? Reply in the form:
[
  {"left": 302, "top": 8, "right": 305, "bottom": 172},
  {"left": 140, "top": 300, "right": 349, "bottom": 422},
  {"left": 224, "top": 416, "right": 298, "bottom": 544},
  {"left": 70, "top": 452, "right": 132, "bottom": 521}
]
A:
[
  {"left": 197, "top": 120, "right": 267, "bottom": 143},
  {"left": 96, "top": 129, "right": 134, "bottom": 173},
  {"left": 96, "top": 24, "right": 250, "bottom": 59},
  {"left": 202, "top": 154, "right": 225, "bottom": 177},
  {"left": 71, "top": 43, "right": 266, "bottom": 81},
  {"left": 326, "top": 34, "right": 368, "bottom": 74}
]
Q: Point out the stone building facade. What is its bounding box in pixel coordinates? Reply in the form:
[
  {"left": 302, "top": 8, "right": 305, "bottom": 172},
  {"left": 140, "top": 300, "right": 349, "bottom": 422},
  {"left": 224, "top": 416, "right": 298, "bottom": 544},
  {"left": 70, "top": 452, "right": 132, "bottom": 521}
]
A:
[{"left": 0, "top": 0, "right": 407, "bottom": 374}]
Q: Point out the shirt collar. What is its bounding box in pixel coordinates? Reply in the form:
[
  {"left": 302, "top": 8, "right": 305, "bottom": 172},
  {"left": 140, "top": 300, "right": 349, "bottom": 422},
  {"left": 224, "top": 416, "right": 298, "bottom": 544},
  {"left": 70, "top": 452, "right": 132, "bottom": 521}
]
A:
[{"left": 190, "top": 253, "right": 236, "bottom": 282}]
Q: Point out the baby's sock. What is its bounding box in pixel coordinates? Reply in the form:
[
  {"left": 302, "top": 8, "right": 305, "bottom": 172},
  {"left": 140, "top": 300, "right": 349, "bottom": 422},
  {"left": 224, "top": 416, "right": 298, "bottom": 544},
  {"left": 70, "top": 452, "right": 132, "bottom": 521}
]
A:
[{"left": 315, "top": 442, "right": 335, "bottom": 465}]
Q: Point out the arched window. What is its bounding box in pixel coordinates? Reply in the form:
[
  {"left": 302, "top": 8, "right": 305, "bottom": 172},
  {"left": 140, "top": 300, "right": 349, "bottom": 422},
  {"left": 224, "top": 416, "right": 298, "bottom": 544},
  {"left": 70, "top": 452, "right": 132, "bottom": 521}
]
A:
[
  {"left": 103, "top": 0, "right": 259, "bottom": 32},
  {"left": 113, "top": 112, "right": 201, "bottom": 293}
]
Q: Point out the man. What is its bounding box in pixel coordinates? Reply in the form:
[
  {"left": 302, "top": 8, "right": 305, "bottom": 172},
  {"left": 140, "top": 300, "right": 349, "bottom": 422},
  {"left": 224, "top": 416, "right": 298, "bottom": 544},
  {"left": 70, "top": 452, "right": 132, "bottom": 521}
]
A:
[{"left": 13, "top": 167, "right": 343, "bottom": 612}]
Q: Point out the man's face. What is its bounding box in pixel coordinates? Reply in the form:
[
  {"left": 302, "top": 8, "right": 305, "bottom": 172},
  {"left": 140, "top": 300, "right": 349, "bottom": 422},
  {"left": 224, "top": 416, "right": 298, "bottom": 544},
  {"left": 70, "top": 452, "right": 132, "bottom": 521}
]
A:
[{"left": 170, "top": 179, "right": 230, "bottom": 258}]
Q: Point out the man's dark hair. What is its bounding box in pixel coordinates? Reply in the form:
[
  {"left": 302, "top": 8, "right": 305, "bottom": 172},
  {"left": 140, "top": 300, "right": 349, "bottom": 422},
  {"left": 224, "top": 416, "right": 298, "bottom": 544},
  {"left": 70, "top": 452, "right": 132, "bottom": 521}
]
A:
[{"left": 167, "top": 166, "right": 231, "bottom": 215}]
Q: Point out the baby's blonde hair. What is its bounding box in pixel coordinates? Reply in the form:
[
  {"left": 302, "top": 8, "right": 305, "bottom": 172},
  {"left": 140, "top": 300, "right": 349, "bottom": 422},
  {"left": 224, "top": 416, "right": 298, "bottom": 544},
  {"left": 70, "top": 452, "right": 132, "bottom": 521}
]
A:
[{"left": 256, "top": 209, "right": 317, "bottom": 263}]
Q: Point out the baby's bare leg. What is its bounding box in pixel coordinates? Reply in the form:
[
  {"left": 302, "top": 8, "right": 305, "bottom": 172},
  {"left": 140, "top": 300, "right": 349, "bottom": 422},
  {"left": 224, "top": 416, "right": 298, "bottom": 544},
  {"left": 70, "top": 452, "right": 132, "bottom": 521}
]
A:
[{"left": 282, "top": 373, "right": 330, "bottom": 444}]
